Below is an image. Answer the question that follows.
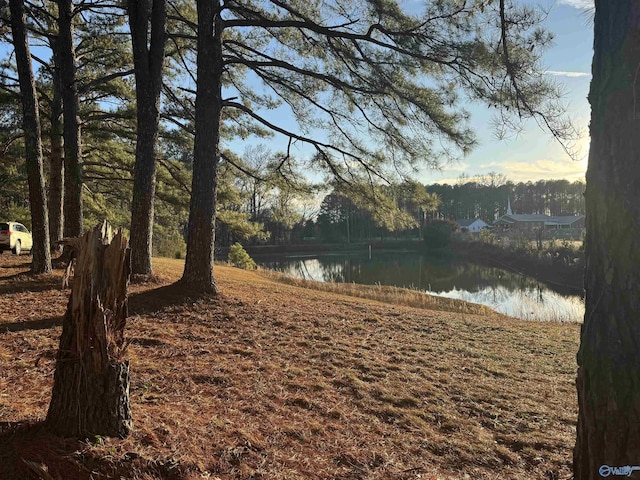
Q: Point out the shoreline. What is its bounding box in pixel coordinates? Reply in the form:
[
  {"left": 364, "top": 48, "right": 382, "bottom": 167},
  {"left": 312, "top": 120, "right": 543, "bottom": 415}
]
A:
[
  {"left": 228, "top": 239, "right": 584, "bottom": 297},
  {"left": 450, "top": 239, "right": 584, "bottom": 297}
]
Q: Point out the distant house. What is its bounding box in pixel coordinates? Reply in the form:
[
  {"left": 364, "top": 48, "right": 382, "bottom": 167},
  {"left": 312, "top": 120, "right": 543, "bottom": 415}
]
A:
[
  {"left": 493, "top": 214, "right": 585, "bottom": 230},
  {"left": 493, "top": 196, "right": 585, "bottom": 231},
  {"left": 456, "top": 218, "right": 489, "bottom": 233}
]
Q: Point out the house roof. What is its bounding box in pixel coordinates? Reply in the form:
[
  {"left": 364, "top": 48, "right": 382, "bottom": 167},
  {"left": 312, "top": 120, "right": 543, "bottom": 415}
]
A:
[
  {"left": 456, "top": 218, "right": 485, "bottom": 227},
  {"left": 493, "top": 214, "right": 544, "bottom": 225},
  {"left": 493, "top": 214, "right": 584, "bottom": 226},
  {"left": 549, "top": 215, "right": 585, "bottom": 225}
]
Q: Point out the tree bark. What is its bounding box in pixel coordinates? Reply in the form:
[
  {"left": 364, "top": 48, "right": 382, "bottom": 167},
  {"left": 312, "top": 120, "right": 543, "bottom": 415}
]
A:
[
  {"left": 128, "top": 0, "right": 167, "bottom": 276},
  {"left": 46, "top": 223, "right": 132, "bottom": 438},
  {"left": 9, "top": 0, "right": 52, "bottom": 275},
  {"left": 574, "top": 1, "right": 640, "bottom": 477},
  {"left": 57, "top": 0, "right": 83, "bottom": 240},
  {"left": 49, "top": 37, "right": 65, "bottom": 251},
  {"left": 180, "top": 0, "right": 223, "bottom": 293}
]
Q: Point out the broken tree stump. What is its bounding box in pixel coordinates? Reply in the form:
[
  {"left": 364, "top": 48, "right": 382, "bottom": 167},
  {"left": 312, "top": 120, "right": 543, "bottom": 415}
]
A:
[{"left": 46, "top": 222, "right": 133, "bottom": 438}]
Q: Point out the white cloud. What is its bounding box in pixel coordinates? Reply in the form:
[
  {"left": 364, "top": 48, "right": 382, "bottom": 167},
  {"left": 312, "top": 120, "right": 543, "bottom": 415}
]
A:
[
  {"left": 432, "top": 159, "right": 586, "bottom": 184},
  {"left": 558, "top": 0, "right": 594, "bottom": 10},
  {"left": 423, "top": 158, "right": 585, "bottom": 184},
  {"left": 432, "top": 177, "right": 466, "bottom": 185},
  {"left": 546, "top": 70, "right": 590, "bottom": 78},
  {"left": 478, "top": 162, "right": 502, "bottom": 169},
  {"left": 422, "top": 135, "right": 591, "bottom": 185},
  {"left": 500, "top": 157, "right": 587, "bottom": 182}
]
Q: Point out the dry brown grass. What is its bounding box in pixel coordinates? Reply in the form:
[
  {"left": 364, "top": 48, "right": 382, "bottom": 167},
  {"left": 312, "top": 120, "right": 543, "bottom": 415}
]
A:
[{"left": 0, "top": 254, "right": 579, "bottom": 479}]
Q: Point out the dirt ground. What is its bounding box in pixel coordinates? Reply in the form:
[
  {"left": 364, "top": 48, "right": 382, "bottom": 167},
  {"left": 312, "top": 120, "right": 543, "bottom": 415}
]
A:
[{"left": 0, "top": 253, "right": 580, "bottom": 479}]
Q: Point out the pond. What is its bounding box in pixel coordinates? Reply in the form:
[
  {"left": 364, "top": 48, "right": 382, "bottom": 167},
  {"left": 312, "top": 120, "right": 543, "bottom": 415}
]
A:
[{"left": 256, "top": 252, "right": 584, "bottom": 322}]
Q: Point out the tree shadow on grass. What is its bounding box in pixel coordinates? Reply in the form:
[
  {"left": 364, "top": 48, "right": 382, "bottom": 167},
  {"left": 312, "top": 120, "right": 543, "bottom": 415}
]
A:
[
  {"left": 0, "top": 273, "right": 62, "bottom": 295},
  {"left": 1, "top": 316, "right": 62, "bottom": 333},
  {"left": 128, "top": 281, "right": 218, "bottom": 317},
  {"left": 0, "top": 281, "right": 217, "bottom": 335},
  {"left": 0, "top": 263, "right": 32, "bottom": 269},
  {"left": 0, "top": 421, "right": 188, "bottom": 480},
  {"left": 0, "top": 421, "right": 86, "bottom": 480}
]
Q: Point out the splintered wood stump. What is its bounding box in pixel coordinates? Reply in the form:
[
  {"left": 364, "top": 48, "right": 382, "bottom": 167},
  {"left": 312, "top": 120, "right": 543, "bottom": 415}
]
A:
[{"left": 46, "top": 222, "right": 133, "bottom": 438}]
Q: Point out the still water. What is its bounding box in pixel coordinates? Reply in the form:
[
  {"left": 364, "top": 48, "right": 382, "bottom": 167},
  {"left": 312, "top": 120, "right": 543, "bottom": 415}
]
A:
[{"left": 257, "top": 252, "right": 584, "bottom": 322}]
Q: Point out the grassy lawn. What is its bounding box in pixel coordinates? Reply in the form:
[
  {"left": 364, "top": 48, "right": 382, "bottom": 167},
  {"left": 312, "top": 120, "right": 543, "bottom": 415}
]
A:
[{"left": 0, "top": 254, "right": 579, "bottom": 479}]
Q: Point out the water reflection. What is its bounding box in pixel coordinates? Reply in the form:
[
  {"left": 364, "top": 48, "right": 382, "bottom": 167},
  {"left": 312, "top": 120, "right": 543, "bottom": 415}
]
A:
[
  {"left": 433, "top": 286, "right": 584, "bottom": 322},
  {"left": 258, "top": 253, "right": 584, "bottom": 323}
]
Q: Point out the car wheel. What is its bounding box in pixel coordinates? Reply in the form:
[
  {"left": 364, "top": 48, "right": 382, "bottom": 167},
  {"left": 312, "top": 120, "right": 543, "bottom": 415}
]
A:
[{"left": 12, "top": 240, "right": 21, "bottom": 256}]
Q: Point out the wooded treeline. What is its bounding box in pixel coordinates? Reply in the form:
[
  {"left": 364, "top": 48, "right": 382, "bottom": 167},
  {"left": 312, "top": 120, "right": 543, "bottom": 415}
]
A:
[{"left": 430, "top": 178, "right": 585, "bottom": 221}]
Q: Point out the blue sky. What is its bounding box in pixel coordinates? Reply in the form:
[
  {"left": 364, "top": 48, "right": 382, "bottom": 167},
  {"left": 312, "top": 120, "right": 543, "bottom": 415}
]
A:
[{"left": 423, "top": 0, "right": 594, "bottom": 184}]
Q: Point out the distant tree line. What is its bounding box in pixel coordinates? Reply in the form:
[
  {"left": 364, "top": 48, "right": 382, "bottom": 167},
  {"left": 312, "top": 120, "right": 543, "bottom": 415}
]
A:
[{"left": 429, "top": 177, "right": 585, "bottom": 222}]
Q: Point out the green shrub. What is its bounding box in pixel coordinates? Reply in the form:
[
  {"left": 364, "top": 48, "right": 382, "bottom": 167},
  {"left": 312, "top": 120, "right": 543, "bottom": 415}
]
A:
[
  {"left": 479, "top": 228, "right": 494, "bottom": 244},
  {"left": 228, "top": 243, "right": 257, "bottom": 270},
  {"left": 514, "top": 235, "right": 531, "bottom": 252},
  {"left": 423, "top": 220, "right": 455, "bottom": 249}
]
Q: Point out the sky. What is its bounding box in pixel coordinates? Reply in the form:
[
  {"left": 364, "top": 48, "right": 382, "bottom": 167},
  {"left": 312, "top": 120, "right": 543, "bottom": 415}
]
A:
[{"left": 423, "top": 0, "right": 594, "bottom": 185}]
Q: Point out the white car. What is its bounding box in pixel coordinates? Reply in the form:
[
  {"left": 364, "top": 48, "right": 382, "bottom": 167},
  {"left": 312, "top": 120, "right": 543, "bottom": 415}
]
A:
[{"left": 0, "top": 222, "right": 33, "bottom": 255}]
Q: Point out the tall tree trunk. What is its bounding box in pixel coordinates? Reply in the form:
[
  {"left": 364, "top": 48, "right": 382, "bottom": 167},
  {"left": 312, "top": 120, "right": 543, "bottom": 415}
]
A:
[
  {"left": 180, "top": 0, "right": 222, "bottom": 293},
  {"left": 128, "top": 0, "right": 167, "bottom": 277},
  {"left": 46, "top": 223, "right": 132, "bottom": 438},
  {"left": 57, "top": 0, "right": 83, "bottom": 239},
  {"left": 574, "top": 1, "right": 640, "bottom": 477},
  {"left": 9, "top": 0, "right": 52, "bottom": 275},
  {"left": 49, "top": 37, "right": 64, "bottom": 251}
]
